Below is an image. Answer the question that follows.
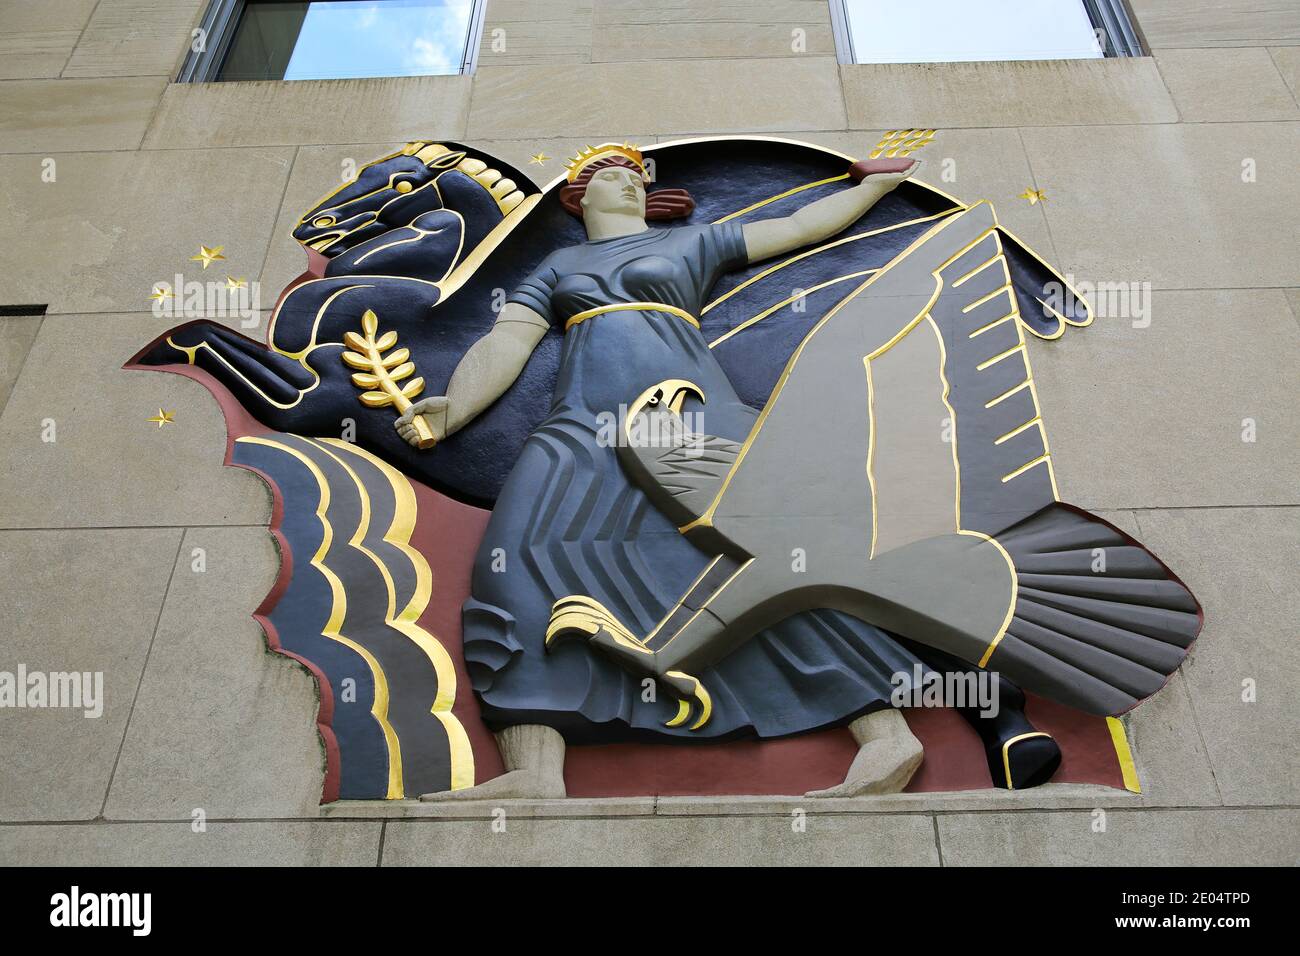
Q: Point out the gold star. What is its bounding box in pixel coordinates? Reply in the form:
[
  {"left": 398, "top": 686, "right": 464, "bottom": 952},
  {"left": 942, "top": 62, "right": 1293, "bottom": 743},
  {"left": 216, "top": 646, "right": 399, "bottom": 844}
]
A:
[
  {"left": 225, "top": 275, "right": 248, "bottom": 290},
  {"left": 146, "top": 408, "right": 175, "bottom": 428},
  {"left": 1018, "top": 188, "right": 1046, "bottom": 205},
  {"left": 529, "top": 152, "right": 550, "bottom": 166},
  {"left": 190, "top": 245, "right": 226, "bottom": 269},
  {"left": 149, "top": 286, "right": 173, "bottom": 303}
]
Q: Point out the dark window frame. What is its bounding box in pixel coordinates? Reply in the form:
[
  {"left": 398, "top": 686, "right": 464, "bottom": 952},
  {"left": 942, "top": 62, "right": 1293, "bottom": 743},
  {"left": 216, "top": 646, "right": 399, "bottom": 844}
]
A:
[
  {"left": 177, "top": 0, "right": 488, "bottom": 82},
  {"left": 829, "top": 0, "right": 1145, "bottom": 65}
]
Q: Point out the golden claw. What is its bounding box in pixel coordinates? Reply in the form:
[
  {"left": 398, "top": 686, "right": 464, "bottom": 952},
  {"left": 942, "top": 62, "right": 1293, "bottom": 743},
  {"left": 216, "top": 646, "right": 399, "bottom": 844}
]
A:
[
  {"left": 665, "top": 700, "right": 692, "bottom": 728},
  {"left": 663, "top": 670, "right": 713, "bottom": 731},
  {"left": 546, "top": 596, "right": 712, "bottom": 730},
  {"left": 546, "top": 596, "right": 650, "bottom": 655}
]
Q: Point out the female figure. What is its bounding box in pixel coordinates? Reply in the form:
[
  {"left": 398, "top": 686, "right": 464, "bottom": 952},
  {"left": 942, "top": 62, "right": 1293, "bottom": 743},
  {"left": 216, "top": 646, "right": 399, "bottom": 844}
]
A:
[{"left": 397, "top": 144, "right": 1057, "bottom": 797}]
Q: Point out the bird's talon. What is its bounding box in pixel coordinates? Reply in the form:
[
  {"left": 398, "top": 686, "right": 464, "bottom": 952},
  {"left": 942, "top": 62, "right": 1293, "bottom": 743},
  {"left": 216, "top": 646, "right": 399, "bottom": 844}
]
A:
[
  {"left": 663, "top": 670, "right": 712, "bottom": 730},
  {"left": 664, "top": 699, "right": 692, "bottom": 728}
]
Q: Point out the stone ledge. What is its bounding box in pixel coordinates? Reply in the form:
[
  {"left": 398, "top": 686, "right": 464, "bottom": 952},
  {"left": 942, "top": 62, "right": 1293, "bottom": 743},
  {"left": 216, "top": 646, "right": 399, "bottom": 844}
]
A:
[
  {"left": 0, "top": 821, "right": 381, "bottom": 866},
  {"left": 318, "top": 783, "right": 1140, "bottom": 819},
  {"left": 322, "top": 797, "right": 656, "bottom": 819}
]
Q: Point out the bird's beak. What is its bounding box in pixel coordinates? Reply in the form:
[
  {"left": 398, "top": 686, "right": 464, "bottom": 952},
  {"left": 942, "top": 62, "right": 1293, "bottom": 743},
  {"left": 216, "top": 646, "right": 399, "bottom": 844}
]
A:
[
  {"left": 623, "top": 379, "right": 705, "bottom": 448},
  {"left": 629, "top": 379, "right": 705, "bottom": 419}
]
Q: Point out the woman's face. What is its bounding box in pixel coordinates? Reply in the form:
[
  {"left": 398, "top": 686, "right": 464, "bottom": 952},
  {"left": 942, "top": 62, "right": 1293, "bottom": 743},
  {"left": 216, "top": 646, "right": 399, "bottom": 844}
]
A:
[{"left": 581, "top": 164, "right": 646, "bottom": 219}]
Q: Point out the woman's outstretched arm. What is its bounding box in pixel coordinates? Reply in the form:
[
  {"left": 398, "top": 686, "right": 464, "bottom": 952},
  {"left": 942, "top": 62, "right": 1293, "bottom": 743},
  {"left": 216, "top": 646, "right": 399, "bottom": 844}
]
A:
[
  {"left": 395, "top": 301, "right": 549, "bottom": 448},
  {"left": 740, "top": 161, "right": 921, "bottom": 264}
]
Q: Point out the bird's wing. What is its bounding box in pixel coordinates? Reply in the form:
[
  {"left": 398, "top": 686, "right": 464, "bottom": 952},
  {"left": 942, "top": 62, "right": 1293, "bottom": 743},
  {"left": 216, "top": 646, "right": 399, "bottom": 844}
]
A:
[
  {"left": 924, "top": 201, "right": 1059, "bottom": 536},
  {"left": 894, "top": 203, "right": 1201, "bottom": 716}
]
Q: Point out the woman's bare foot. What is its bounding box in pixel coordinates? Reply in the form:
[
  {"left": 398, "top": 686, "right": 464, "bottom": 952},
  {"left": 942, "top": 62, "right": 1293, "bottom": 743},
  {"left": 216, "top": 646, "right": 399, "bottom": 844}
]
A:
[
  {"left": 420, "top": 724, "right": 566, "bottom": 801},
  {"left": 805, "top": 708, "right": 923, "bottom": 797}
]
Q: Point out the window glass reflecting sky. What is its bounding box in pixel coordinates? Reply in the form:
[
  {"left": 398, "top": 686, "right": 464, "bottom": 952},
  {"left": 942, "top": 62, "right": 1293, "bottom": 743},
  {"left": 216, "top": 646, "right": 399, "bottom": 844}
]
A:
[
  {"left": 845, "top": 0, "right": 1103, "bottom": 63},
  {"left": 283, "top": 0, "right": 475, "bottom": 79}
]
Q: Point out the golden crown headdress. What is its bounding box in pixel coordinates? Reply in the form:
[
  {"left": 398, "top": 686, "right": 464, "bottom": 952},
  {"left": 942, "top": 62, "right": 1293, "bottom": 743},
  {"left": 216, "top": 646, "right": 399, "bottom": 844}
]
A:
[{"left": 564, "top": 143, "right": 647, "bottom": 183}]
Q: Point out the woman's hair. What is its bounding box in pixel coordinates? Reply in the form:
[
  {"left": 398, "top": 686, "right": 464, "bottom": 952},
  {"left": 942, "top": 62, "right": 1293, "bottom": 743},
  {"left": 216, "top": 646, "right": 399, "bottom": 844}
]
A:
[{"left": 559, "top": 156, "right": 694, "bottom": 220}]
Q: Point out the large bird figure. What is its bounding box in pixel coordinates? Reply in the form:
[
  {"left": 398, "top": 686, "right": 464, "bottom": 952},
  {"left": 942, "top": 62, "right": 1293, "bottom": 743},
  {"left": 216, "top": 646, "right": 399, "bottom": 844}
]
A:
[{"left": 549, "top": 201, "right": 1201, "bottom": 729}]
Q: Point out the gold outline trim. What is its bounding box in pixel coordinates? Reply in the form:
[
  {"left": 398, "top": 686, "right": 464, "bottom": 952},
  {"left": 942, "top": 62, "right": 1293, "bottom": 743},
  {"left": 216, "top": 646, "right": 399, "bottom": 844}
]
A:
[
  {"left": 1106, "top": 716, "right": 1142, "bottom": 794},
  {"left": 967, "top": 312, "right": 1016, "bottom": 339},
  {"left": 996, "top": 220, "right": 1095, "bottom": 337},
  {"left": 644, "top": 555, "right": 723, "bottom": 645},
  {"left": 712, "top": 173, "right": 851, "bottom": 224},
  {"left": 813, "top": 205, "right": 1021, "bottom": 659},
  {"left": 565, "top": 301, "right": 700, "bottom": 330},
  {"left": 994, "top": 417, "right": 1043, "bottom": 446},
  {"left": 961, "top": 283, "right": 1013, "bottom": 316},
  {"left": 701, "top": 209, "right": 962, "bottom": 316},
  {"left": 1001, "top": 453, "right": 1052, "bottom": 484},
  {"left": 1001, "top": 731, "right": 1053, "bottom": 789},
  {"left": 709, "top": 270, "right": 876, "bottom": 348},
  {"left": 984, "top": 380, "right": 1032, "bottom": 409},
  {"left": 653, "top": 558, "right": 755, "bottom": 655}
]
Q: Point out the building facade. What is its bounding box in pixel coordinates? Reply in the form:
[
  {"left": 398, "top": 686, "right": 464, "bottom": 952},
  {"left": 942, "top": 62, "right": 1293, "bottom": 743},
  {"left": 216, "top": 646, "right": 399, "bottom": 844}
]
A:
[{"left": 0, "top": 0, "right": 1297, "bottom": 865}]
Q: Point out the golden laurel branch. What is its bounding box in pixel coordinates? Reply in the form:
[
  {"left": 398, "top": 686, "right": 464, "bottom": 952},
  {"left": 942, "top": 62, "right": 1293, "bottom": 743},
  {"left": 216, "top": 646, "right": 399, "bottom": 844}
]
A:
[
  {"left": 342, "top": 309, "right": 435, "bottom": 448},
  {"left": 868, "top": 129, "right": 936, "bottom": 159}
]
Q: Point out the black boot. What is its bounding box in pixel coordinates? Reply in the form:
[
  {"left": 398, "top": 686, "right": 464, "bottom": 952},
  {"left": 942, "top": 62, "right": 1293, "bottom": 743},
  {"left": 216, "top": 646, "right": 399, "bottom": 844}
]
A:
[
  {"left": 899, "top": 639, "right": 1061, "bottom": 790},
  {"left": 959, "top": 673, "right": 1061, "bottom": 790}
]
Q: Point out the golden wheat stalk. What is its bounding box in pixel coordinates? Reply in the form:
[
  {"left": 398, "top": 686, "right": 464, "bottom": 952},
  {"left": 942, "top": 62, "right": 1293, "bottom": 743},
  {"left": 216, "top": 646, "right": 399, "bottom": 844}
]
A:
[
  {"left": 869, "top": 128, "right": 937, "bottom": 159},
  {"left": 342, "top": 309, "right": 435, "bottom": 448}
]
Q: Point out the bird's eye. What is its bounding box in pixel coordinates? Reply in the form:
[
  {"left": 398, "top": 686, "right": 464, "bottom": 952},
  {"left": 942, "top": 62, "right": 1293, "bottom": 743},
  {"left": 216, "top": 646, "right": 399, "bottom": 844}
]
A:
[
  {"left": 395, "top": 181, "right": 413, "bottom": 193},
  {"left": 313, "top": 216, "right": 335, "bottom": 228}
]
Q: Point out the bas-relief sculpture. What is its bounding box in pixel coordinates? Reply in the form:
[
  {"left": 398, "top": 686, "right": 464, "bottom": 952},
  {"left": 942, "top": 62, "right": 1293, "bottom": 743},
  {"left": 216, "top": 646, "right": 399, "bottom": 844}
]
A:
[{"left": 131, "top": 135, "right": 1201, "bottom": 801}]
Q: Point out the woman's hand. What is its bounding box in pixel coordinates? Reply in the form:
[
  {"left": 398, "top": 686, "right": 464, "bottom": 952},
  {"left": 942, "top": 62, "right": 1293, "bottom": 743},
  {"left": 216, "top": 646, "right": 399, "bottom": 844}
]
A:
[
  {"left": 390, "top": 303, "right": 549, "bottom": 450},
  {"left": 849, "top": 157, "right": 923, "bottom": 189},
  {"left": 396, "top": 396, "right": 450, "bottom": 448}
]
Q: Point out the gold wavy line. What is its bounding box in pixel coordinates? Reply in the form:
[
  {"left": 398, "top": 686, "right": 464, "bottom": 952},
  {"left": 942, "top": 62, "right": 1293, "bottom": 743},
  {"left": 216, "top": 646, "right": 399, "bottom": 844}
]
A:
[
  {"left": 237, "top": 435, "right": 404, "bottom": 799},
  {"left": 320, "top": 438, "right": 475, "bottom": 791}
]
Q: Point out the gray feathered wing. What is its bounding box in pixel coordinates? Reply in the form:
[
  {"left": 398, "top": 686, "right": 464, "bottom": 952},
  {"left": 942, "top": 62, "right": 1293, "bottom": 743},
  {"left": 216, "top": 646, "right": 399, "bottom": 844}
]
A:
[{"left": 625, "top": 203, "right": 1201, "bottom": 717}]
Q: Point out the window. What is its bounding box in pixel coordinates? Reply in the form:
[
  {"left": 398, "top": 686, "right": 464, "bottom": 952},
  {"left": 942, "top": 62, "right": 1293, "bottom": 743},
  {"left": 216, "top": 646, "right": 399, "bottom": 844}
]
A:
[
  {"left": 829, "top": 0, "right": 1143, "bottom": 64},
  {"left": 179, "top": 0, "right": 487, "bottom": 82}
]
